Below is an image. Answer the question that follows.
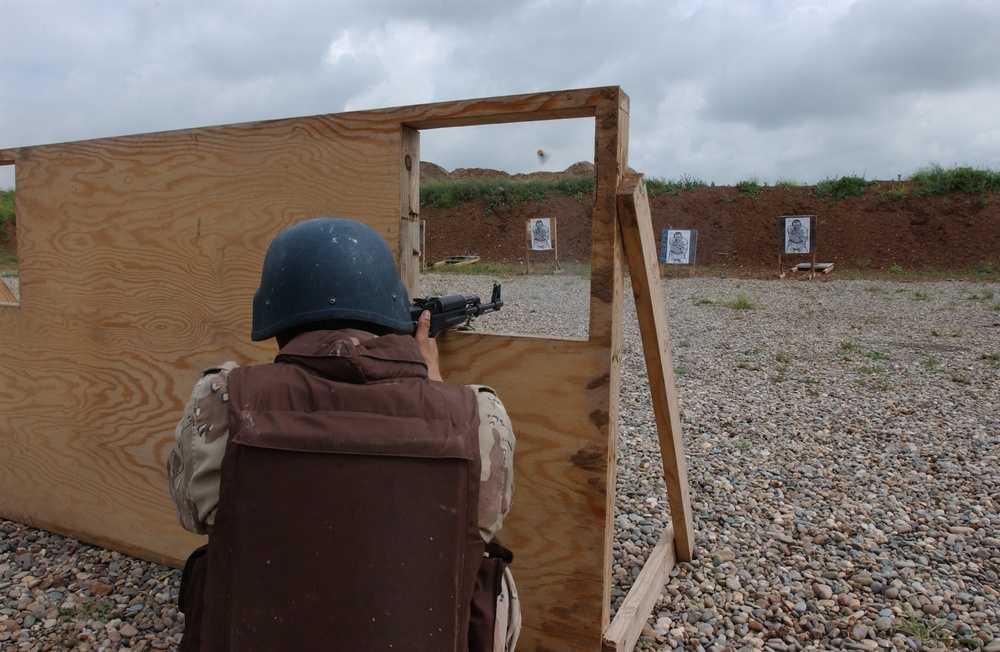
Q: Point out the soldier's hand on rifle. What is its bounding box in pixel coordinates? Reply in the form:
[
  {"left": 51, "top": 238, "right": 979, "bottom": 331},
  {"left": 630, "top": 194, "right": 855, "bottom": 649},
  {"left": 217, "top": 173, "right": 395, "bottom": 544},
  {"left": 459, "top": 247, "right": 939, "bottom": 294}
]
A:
[{"left": 415, "top": 310, "right": 443, "bottom": 382}]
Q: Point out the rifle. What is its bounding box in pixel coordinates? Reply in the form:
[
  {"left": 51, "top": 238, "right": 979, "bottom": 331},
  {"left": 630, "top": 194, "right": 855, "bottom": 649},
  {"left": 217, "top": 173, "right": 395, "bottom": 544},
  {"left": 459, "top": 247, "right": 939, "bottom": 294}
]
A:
[{"left": 410, "top": 283, "right": 503, "bottom": 337}]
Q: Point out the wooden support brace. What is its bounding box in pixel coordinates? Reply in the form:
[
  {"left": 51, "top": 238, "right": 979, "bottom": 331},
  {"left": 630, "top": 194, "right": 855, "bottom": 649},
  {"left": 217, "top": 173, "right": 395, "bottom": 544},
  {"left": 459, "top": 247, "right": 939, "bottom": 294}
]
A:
[
  {"left": 0, "top": 280, "right": 16, "bottom": 304},
  {"left": 602, "top": 526, "right": 677, "bottom": 652},
  {"left": 616, "top": 174, "right": 695, "bottom": 563}
]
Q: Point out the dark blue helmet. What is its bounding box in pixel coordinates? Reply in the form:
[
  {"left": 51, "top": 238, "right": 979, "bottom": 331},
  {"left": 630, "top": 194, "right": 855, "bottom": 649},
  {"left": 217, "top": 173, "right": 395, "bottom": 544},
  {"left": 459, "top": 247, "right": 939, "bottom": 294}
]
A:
[{"left": 251, "top": 218, "right": 412, "bottom": 341}]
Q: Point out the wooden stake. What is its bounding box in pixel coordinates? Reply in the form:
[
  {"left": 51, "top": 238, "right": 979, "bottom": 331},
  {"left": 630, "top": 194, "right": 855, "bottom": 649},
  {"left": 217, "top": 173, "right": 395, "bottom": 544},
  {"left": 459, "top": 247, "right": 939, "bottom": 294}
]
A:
[{"left": 524, "top": 219, "right": 531, "bottom": 275}]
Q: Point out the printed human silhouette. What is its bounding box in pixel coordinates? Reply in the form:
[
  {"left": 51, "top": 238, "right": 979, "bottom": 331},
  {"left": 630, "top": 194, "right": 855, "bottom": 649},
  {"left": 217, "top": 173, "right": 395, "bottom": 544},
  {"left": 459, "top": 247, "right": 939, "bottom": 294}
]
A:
[
  {"left": 666, "top": 232, "right": 689, "bottom": 263},
  {"left": 786, "top": 218, "right": 809, "bottom": 253},
  {"left": 531, "top": 220, "right": 551, "bottom": 250}
]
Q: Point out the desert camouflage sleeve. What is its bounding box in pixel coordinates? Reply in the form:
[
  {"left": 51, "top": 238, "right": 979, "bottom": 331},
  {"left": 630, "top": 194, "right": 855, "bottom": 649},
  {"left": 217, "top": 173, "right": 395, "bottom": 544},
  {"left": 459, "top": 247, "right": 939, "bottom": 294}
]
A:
[
  {"left": 166, "top": 361, "right": 238, "bottom": 535},
  {"left": 470, "top": 385, "right": 516, "bottom": 542}
]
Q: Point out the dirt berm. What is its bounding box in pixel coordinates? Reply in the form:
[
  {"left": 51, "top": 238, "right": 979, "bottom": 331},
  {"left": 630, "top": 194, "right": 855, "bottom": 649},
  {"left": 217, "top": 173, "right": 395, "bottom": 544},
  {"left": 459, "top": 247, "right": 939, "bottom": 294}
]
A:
[{"left": 419, "top": 162, "right": 1000, "bottom": 277}]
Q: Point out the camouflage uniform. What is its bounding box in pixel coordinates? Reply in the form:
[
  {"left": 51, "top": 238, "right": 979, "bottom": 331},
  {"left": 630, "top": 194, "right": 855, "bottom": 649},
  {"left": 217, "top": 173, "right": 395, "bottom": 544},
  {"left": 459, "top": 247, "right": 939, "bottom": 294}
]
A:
[{"left": 167, "top": 332, "right": 520, "bottom": 650}]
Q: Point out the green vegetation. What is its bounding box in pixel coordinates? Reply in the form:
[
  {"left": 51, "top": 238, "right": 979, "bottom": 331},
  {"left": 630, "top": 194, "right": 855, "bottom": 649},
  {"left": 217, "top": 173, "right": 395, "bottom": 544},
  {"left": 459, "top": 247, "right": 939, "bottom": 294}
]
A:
[
  {"left": 972, "top": 260, "right": 996, "bottom": 276},
  {"left": 645, "top": 174, "right": 707, "bottom": 197},
  {"left": 896, "top": 612, "right": 953, "bottom": 644},
  {"left": 968, "top": 289, "right": 995, "bottom": 302},
  {"left": 0, "top": 189, "right": 14, "bottom": 245},
  {"left": 909, "top": 163, "right": 1000, "bottom": 196},
  {"left": 837, "top": 340, "right": 859, "bottom": 355},
  {"left": 721, "top": 293, "right": 757, "bottom": 310},
  {"left": 735, "top": 178, "right": 764, "bottom": 200},
  {"left": 420, "top": 175, "right": 594, "bottom": 215},
  {"left": 813, "top": 165, "right": 999, "bottom": 202},
  {"left": 60, "top": 599, "right": 116, "bottom": 622},
  {"left": 886, "top": 185, "right": 909, "bottom": 201},
  {"left": 865, "top": 350, "right": 890, "bottom": 360},
  {"left": 770, "top": 356, "right": 790, "bottom": 382},
  {"left": 430, "top": 260, "right": 590, "bottom": 278},
  {"left": 814, "top": 175, "right": 872, "bottom": 201}
]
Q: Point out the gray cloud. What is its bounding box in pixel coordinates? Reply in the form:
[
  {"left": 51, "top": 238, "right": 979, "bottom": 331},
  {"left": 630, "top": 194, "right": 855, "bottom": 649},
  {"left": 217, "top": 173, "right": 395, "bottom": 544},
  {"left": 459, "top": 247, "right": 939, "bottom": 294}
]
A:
[{"left": 2, "top": 0, "right": 999, "bottom": 190}]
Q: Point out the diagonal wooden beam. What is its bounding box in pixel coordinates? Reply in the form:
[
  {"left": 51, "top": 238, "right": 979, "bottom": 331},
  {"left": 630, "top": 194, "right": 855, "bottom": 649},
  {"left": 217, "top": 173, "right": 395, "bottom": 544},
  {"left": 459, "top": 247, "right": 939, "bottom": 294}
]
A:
[
  {"left": 601, "top": 526, "right": 677, "bottom": 651},
  {"left": 617, "top": 174, "right": 695, "bottom": 562}
]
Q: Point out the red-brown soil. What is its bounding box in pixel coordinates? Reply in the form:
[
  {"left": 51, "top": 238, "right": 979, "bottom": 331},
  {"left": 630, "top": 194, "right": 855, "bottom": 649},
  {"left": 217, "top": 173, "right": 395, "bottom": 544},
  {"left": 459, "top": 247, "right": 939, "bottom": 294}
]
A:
[
  {"left": 420, "top": 165, "right": 1000, "bottom": 277},
  {"left": 3, "top": 167, "right": 998, "bottom": 278}
]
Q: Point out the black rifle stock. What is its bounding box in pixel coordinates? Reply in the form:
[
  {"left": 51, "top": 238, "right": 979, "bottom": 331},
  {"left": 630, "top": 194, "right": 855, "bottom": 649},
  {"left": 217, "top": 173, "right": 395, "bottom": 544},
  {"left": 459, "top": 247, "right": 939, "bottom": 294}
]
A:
[{"left": 410, "top": 283, "right": 503, "bottom": 337}]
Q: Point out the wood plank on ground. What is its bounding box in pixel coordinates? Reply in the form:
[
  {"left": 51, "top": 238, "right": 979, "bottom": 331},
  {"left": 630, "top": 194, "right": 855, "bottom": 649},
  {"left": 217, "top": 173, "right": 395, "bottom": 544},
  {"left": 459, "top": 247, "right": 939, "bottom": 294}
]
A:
[{"left": 602, "top": 526, "right": 677, "bottom": 652}]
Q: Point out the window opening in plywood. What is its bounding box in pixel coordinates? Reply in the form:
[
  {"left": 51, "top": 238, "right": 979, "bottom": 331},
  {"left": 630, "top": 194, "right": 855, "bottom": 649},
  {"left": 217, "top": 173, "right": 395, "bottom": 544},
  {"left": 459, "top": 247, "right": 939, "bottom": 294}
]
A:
[
  {"left": 0, "top": 160, "right": 18, "bottom": 306},
  {"left": 418, "top": 119, "right": 594, "bottom": 340}
]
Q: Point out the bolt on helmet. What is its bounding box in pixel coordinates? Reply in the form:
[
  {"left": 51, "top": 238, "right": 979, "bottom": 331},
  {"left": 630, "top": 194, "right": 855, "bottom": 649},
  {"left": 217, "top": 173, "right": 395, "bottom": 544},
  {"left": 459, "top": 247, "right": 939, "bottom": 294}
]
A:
[{"left": 251, "top": 217, "right": 412, "bottom": 341}]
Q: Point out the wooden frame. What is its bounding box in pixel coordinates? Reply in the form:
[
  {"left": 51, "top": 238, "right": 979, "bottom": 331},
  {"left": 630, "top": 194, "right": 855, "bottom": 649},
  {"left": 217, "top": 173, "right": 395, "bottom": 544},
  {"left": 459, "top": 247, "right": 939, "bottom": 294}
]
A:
[{"left": 0, "top": 87, "right": 693, "bottom": 651}]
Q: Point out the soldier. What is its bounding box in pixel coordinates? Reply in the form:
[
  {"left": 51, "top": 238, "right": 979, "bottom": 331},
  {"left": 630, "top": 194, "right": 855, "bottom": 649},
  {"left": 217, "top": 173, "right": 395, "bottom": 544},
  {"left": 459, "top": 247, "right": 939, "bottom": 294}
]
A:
[{"left": 168, "top": 217, "right": 520, "bottom": 651}]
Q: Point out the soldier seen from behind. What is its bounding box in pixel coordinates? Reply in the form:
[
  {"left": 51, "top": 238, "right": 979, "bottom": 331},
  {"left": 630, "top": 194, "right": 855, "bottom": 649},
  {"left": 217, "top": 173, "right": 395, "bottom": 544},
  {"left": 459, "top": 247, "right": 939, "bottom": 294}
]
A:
[{"left": 167, "top": 217, "right": 520, "bottom": 651}]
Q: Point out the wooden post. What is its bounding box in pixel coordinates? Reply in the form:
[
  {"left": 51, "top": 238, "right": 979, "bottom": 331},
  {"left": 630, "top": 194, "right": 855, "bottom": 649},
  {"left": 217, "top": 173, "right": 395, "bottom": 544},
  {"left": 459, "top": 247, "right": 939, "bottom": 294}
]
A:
[
  {"left": 419, "top": 219, "right": 426, "bottom": 272},
  {"left": 399, "top": 127, "right": 421, "bottom": 298},
  {"left": 523, "top": 219, "right": 531, "bottom": 275},
  {"left": 553, "top": 217, "right": 561, "bottom": 271}
]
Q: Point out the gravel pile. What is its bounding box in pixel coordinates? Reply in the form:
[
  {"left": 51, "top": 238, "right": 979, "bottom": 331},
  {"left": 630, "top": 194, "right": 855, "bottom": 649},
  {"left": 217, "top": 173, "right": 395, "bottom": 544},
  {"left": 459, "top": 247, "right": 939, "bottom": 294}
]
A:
[{"left": 2, "top": 272, "right": 999, "bottom": 651}]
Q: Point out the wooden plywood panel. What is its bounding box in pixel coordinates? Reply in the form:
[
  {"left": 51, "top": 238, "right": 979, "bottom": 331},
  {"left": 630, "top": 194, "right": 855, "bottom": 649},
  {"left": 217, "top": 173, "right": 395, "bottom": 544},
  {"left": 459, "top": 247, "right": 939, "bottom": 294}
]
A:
[
  {"left": 441, "top": 333, "right": 613, "bottom": 650},
  {"left": 0, "top": 111, "right": 408, "bottom": 562},
  {"left": 0, "top": 86, "right": 631, "bottom": 651}
]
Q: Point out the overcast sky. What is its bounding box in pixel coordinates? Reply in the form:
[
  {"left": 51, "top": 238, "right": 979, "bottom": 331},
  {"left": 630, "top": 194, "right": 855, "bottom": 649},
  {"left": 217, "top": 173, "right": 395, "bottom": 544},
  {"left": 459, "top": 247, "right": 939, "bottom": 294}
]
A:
[{"left": 2, "top": 0, "right": 999, "bottom": 190}]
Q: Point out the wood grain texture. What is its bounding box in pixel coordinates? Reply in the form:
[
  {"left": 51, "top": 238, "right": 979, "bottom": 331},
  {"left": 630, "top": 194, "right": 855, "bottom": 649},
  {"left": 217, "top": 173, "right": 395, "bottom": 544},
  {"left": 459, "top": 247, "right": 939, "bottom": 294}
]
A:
[
  {"left": 441, "top": 332, "right": 614, "bottom": 650},
  {"left": 0, "top": 87, "right": 633, "bottom": 650},
  {"left": 592, "top": 90, "right": 630, "bottom": 633},
  {"left": 617, "top": 175, "right": 695, "bottom": 563},
  {"left": 399, "top": 126, "right": 421, "bottom": 297}
]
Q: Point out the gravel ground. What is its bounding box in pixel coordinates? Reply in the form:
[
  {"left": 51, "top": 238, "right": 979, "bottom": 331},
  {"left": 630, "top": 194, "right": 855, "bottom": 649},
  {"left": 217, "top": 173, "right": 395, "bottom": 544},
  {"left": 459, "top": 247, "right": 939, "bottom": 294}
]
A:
[{"left": 2, "top": 272, "right": 999, "bottom": 651}]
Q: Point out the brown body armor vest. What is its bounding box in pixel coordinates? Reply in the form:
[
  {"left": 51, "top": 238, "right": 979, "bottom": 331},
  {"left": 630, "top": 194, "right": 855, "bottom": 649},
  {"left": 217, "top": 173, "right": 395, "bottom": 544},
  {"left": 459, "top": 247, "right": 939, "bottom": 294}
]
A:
[{"left": 193, "top": 331, "right": 486, "bottom": 651}]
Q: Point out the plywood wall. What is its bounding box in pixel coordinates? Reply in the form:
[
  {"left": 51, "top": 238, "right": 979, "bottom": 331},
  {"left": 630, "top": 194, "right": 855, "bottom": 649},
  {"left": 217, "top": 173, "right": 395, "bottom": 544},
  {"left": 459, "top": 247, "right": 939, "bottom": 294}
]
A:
[{"left": 0, "top": 87, "right": 630, "bottom": 650}]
